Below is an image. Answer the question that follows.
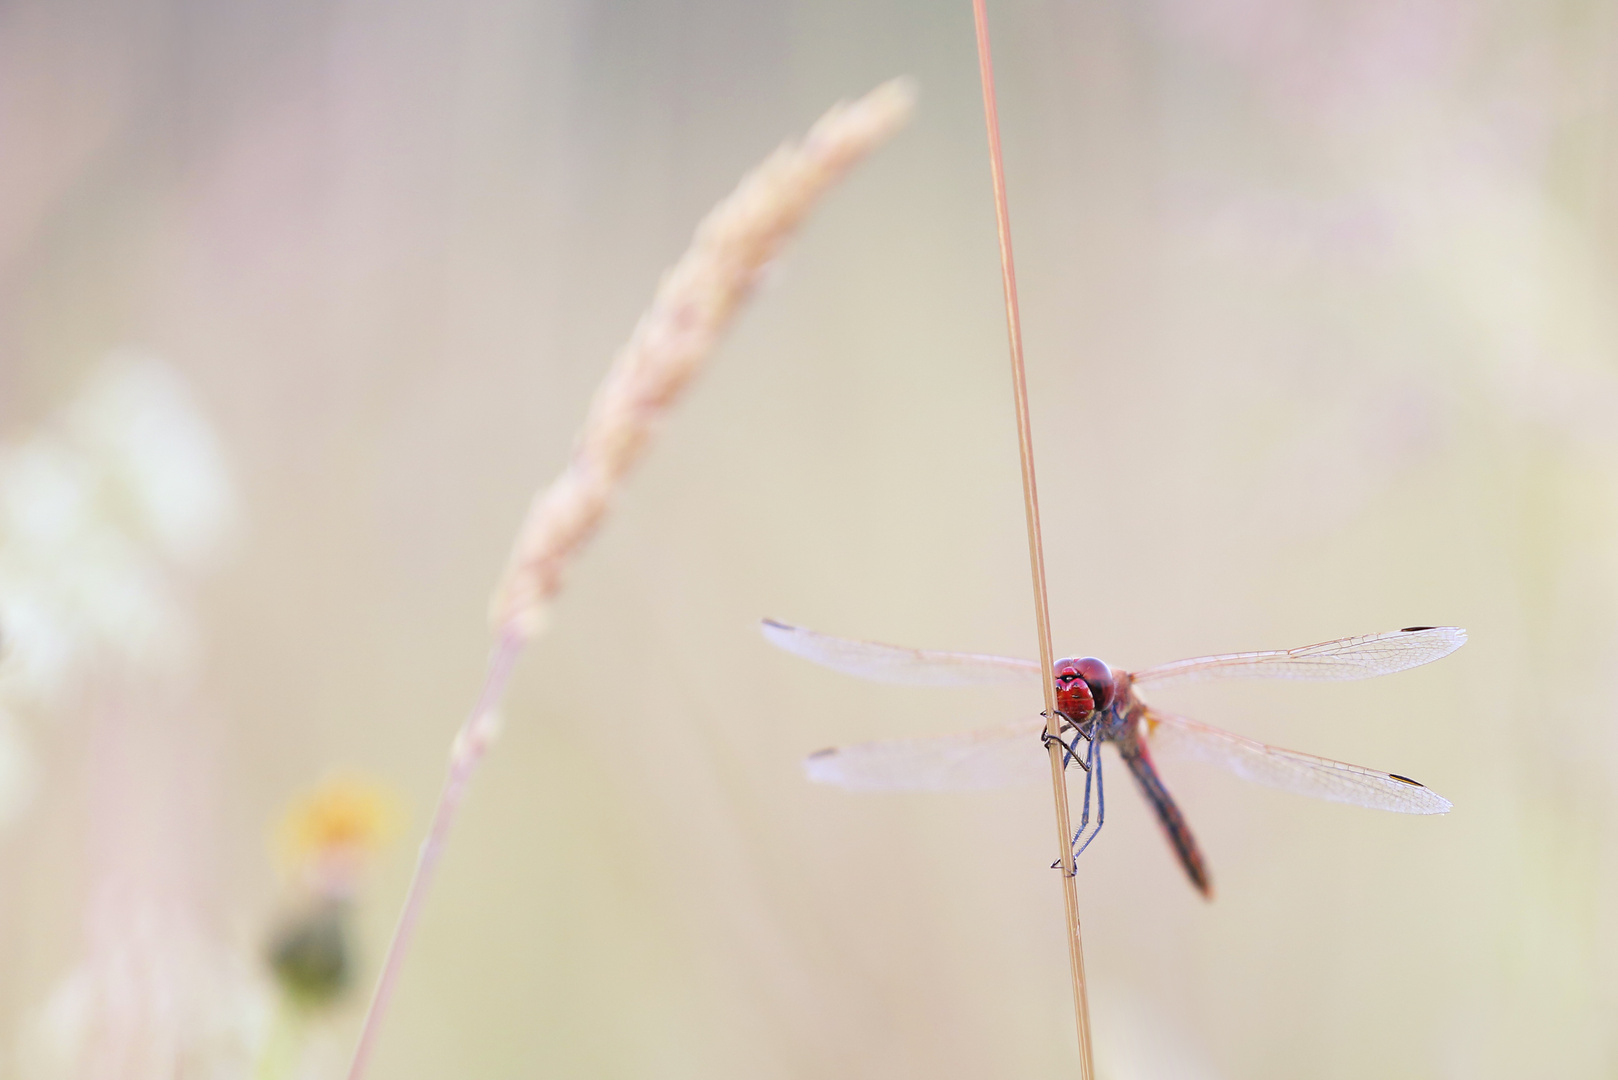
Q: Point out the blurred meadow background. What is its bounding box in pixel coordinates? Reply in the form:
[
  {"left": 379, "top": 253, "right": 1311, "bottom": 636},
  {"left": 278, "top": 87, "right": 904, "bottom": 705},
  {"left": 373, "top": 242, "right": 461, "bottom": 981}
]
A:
[{"left": 2, "top": 0, "right": 1617, "bottom": 1077}]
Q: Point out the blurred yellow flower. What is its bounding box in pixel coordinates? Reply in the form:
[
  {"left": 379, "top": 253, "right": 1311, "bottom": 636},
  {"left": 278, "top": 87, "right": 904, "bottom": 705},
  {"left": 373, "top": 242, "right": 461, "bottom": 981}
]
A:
[{"left": 274, "top": 775, "right": 398, "bottom": 877}]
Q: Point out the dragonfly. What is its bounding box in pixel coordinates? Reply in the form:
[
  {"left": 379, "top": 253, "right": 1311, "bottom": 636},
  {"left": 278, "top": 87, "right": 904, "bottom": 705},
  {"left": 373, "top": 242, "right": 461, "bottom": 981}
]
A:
[{"left": 762, "top": 618, "right": 1464, "bottom": 897}]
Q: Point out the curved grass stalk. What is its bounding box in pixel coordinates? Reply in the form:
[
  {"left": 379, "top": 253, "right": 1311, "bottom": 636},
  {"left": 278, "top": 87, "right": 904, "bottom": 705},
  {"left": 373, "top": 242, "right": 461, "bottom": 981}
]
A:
[{"left": 344, "top": 79, "right": 914, "bottom": 1080}]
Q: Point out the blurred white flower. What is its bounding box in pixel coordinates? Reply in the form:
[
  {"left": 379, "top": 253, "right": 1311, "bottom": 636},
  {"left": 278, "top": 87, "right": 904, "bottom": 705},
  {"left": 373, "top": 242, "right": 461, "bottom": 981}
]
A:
[
  {"left": 0, "top": 588, "right": 77, "bottom": 707},
  {"left": 65, "top": 349, "right": 238, "bottom": 568},
  {"left": 0, "top": 439, "right": 97, "bottom": 553},
  {"left": 0, "top": 351, "right": 238, "bottom": 820},
  {"left": 17, "top": 892, "right": 271, "bottom": 1080}
]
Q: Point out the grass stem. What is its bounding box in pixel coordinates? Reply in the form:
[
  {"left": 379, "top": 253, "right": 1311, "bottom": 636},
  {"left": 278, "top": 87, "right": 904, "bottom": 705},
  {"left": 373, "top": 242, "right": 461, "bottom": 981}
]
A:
[{"left": 968, "top": 2, "right": 1097, "bottom": 1074}]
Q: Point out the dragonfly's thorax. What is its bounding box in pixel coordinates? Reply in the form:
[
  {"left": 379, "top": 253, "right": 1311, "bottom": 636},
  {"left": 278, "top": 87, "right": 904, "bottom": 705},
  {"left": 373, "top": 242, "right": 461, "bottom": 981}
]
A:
[
  {"left": 1084, "top": 672, "right": 1143, "bottom": 744},
  {"left": 1091, "top": 699, "right": 1138, "bottom": 743}
]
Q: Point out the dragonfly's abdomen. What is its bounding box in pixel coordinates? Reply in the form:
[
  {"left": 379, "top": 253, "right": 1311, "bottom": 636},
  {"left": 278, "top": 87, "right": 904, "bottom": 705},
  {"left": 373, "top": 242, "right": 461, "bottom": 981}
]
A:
[{"left": 1118, "top": 738, "right": 1213, "bottom": 899}]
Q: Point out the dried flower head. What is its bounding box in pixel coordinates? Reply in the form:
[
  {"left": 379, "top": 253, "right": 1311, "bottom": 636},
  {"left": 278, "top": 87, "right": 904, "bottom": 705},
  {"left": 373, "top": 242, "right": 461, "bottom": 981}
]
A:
[{"left": 488, "top": 78, "right": 916, "bottom": 640}]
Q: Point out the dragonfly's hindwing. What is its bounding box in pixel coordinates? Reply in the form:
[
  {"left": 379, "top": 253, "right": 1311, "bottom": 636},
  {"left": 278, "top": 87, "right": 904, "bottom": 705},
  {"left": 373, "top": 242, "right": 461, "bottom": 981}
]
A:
[
  {"left": 1147, "top": 711, "right": 1452, "bottom": 814},
  {"left": 803, "top": 718, "right": 1050, "bottom": 791}
]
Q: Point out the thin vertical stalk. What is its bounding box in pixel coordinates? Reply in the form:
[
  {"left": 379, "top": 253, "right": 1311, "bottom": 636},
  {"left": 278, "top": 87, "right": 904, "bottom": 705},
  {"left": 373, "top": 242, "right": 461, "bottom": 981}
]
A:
[{"left": 969, "top": 1, "right": 1096, "bottom": 1075}]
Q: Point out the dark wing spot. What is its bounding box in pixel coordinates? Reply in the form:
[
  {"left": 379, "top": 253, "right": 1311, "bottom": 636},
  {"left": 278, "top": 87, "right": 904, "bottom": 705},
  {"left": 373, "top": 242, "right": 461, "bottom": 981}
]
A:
[
  {"left": 1399, "top": 626, "right": 1437, "bottom": 633},
  {"left": 807, "top": 747, "right": 837, "bottom": 759},
  {"left": 1387, "top": 773, "right": 1424, "bottom": 787},
  {"left": 762, "top": 617, "right": 792, "bottom": 630}
]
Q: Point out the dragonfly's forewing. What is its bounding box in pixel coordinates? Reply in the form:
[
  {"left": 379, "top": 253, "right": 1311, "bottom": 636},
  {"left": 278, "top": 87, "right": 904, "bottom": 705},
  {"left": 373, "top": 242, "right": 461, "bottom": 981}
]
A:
[
  {"left": 1146, "top": 710, "right": 1451, "bottom": 813},
  {"left": 1131, "top": 626, "right": 1465, "bottom": 687},
  {"left": 762, "top": 619, "right": 1041, "bottom": 688},
  {"left": 803, "top": 718, "right": 1049, "bottom": 791}
]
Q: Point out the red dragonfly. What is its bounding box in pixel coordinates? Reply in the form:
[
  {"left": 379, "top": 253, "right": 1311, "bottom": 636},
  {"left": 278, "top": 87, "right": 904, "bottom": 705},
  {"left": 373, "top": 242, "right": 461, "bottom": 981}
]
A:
[{"left": 762, "top": 619, "right": 1464, "bottom": 896}]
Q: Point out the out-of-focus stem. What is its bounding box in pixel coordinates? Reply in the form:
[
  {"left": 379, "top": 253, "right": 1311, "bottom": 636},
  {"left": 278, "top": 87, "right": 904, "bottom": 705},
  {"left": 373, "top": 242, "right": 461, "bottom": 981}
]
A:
[
  {"left": 345, "top": 629, "right": 520, "bottom": 1080},
  {"left": 253, "top": 992, "right": 312, "bottom": 1080},
  {"left": 968, "top": 1, "right": 1096, "bottom": 1075}
]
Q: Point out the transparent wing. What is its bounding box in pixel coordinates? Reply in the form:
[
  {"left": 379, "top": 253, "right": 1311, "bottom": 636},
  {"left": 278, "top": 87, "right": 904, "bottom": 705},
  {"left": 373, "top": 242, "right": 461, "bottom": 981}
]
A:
[
  {"left": 1146, "top": 710, "right": 1451, "bottom": 814},
  {"left": 803, "top": 718, "right": 1050, "bottom": 791},
  {"left": 1131, "top": 626, "right": 1465, "bottom": 687},
  {"left": 762, "top": 619, "right": 1041, "bottom": 688}
]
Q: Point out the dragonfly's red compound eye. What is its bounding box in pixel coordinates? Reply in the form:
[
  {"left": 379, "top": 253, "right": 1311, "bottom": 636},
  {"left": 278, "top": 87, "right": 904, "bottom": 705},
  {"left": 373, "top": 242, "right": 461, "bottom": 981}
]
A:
[{"left": 1073, "top": 657, "right": 1115, "bottom": 710}]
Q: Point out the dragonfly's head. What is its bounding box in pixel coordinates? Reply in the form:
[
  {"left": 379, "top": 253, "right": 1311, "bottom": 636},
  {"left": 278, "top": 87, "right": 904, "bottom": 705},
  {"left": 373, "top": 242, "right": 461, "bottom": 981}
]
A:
[{"left": 1053, "top": 657, "right": 1114, "bottom": 720}]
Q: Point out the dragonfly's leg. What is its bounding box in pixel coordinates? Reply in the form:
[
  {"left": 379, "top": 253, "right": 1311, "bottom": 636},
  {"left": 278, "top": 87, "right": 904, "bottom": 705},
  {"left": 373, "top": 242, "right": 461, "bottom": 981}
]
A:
[
  {"left": 1069, "top": 715, "right": 1094, "bottom": 748},
  {"left": 1074, "top": 736, "right": 1106, "bottom": 859},
  {"left": 1060, "top": 730, "right": 1089, "bottom": 771},
  {"left": 1040, "top": 721, "right": 1090, "bottom": 773},
  {"left": 1048, "top": 731, "right": 1087, "bottom": 773},
  {"left": 1047, "top": 721, "right": 1096, "bottom": 874},
  {"left": 1068, "top": 732, "right": 1098, "bottom": 857},
  {"left": 1041, "top": 710, "right": 1089, "bottom": 739}
]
